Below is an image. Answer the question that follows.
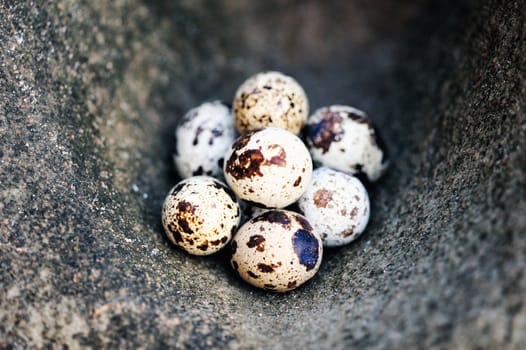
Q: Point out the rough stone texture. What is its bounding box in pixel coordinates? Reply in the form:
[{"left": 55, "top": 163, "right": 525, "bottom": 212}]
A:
[{"left": 1, "top": 0, "right": 525, "bottom": 349}]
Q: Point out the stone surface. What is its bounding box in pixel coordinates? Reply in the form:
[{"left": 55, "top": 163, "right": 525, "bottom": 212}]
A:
[{"left": 1, "top": 0, "right": 525, "bottom": 348}]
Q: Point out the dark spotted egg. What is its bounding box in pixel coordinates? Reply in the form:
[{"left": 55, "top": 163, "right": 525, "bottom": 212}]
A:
[
  {"left": 298, "top": 167, "right": 370, "bottom": 247},
  {"left": 173, "top": 101, "right": 235, "bottom": 179},
  {"left": 304, "top": 105, "right": 389, "bottom": 182},
  {"left": 223, "top": 127, "right": 312, "bottom": 209},
  {"left": 233, "top": 71, "right": 309, "bottom": 135},
  {"left": 230, "top": 210, "right": 323, "bottom": 292},
  {"left": 161, "top": 176, "right": 240, "bottom": 255}
]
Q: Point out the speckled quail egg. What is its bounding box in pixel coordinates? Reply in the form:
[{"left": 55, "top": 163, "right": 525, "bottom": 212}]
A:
[
  {"left": 173, "top": 101, "right": 236, "bottom": 179},
  {"left": 233, "top": 71, "right": 309, "bottom": 135},
  {"left": 161, "top": 176, "right": 240, "bottom": 255},
  {"left": 224, "top": 127, "right": 312, "bottom": 208},
  {"left": 230, "top": 210, "right": 323, "bottom": 292},
  {"left": 298, "top": 167, "right": 370, "bottom": 247},
  {"left": 304, "top": 105, "right": 389, "bottom": 182}
]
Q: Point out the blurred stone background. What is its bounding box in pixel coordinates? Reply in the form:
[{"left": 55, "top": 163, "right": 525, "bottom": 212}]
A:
[{"left": 1, "top": 0, "right": 525, "bottom": 348}]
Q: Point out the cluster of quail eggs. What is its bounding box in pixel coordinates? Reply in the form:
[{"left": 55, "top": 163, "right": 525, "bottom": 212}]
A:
[{"left": 162, "top": 71, "right": 389, "bottom": 292}]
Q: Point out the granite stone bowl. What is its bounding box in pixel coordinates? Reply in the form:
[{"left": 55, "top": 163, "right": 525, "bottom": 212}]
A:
[{"left": 1, "top": 1, "right": 525, "bottom": 348}]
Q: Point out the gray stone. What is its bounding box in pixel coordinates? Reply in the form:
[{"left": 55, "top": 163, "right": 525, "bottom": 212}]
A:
[{"left": 1, "top": 0, "right": 525, "bottom": 348}]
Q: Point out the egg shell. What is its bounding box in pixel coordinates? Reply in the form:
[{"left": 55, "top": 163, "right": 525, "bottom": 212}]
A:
[
  {"left": 173, "top": 101, "right": 236, "bottom": 179},
  {"left": 298, "top": 167, "right": 370, "bottom": 247},
  {"left": 230, "top": 210, "right": 323, "bottom": 292},
  {"left": 223, "top": 127, "right": 312, "bottom": 208},
  {"left": 161, "top": 176, "right": 240, "bottom": 255},
  {"left": 304, "top": 105, "right": 389, "bottom": 182},
  {"left": 233, "top": 71, "right": 309, "bottom": 135}
]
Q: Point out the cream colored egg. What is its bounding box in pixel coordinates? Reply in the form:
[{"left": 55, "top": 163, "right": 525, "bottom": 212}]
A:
[
  {"left": 233, "top": 71, "right": 309, "bottom": 135},
  {"left": 161, "top": 176, "right": 240, "bottom": 255},
  {"left": 223, "top": 127, "right": 312, "bottom": 208},
  {"left": 298, "top": 167, "right": 370, "bottom": 247},
  {"left": 230, "top": 210, "right": 323, "bottom": 292}
]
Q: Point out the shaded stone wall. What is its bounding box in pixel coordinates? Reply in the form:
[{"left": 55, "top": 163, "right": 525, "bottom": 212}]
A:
[{"left": 0, "top": 0, "right": 525, "bottom": 348}]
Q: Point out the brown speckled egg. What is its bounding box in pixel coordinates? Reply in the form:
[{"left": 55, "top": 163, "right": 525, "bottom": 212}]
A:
[
  {"left": 298, "top": 167, "right": 370, "bottom": 247},
  {"left": 223, "top": 127, "right": 312, "bottom": 208},
  {"left": 233, "top": 71, "right": 309, "bottom": 134},
  {"left": 230, "top": 210, "right": 323, "bottom": 292},
  {"left": 304, "top": 105, "right": 389, "bottom": 182},
  {"left": 162, "top": 176, "right": 240, "bottom": 255}
]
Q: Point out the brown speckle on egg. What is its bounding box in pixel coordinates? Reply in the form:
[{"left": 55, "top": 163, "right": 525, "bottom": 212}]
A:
[{"left": 313, "top": 189, "right": 333, "bottom": 208}]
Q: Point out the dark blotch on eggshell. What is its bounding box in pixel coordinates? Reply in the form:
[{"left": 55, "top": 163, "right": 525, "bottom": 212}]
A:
[
  {"left": 167, "top": 223, "right": 183, "bottom": 243},
  {"left": 192, "top": 126, "right": 204, "bottom": 146},
  {"left": 294, "top": 214, "right": 313, "bottom": 232},
  {"left": 231, "top": 131, "right": 255, "bottom": 152},
  {"left": 257, "top": 263, "right": 274, "bottom": 273},
  {"left": 342, "top": 226, "right": 356, "bottom": 237},
  {"left": 305, "top": 110, "right": 344, "bottom": 154},
  {"left": 347, "top": 110, "right": 372, "bottom": 126},
  {"left": 226, "top": 136, "right": 288, "bottom": 180},
  {"left": 226, "top": 149, "right": 265, "bottom": 180},
  {"left": 176, "top": 200, "right": 196, "bottom": 235},
  {"left": 252, "top": 210, "right": 291, "bottom": 229},
  {"left": 231, "top": 240, "right": 238, "bottom": 255},
  {"left": 192, "top": 166, "right": 204, "bottom": 176},
  {"left": 292, "top": 229, "right": 320, "bottom": 271},
  {"left": 171, "top": 182, "right": 185, "bottom": 195},
  {"left": 293, "top": 176, "right": 302, "bottom": 187},
  {"left": 247, "top": 271, "right": 259, "bottom": 279},
  {"left": 197, "top": 241, "right": 209, "bottom": 251},
  {"left": 209, "top": 128, "right": 223, "bottom": 146},
  {"left": 210, "top": 236, "right": 228, "bottom": 246},
  {"left": 264, "top": 284, "right": 276, "bottom": 290},
  {"left": 287, "top": 281, "right": 297, "bottom": 289},
  {"left": 247, "top": 234, "right": 265, "bottom": 251}
]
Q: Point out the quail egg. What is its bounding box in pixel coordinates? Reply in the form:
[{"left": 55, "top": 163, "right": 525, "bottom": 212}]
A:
[
  {"left": 161, "top": 176, "right": 240, "bottom": 255},
  {"left": 230, "top": 210, "right": 323, "bottom": 292},
  {"left": 224, "top": 127, "right": 312, "bottom": 208},
  {"left": 298, "top": 167, "right": 370, "bottom": 247},
  {"left": 173, "top": 101, "right": 236, "bottom": 179},
  {"left": 304, "top": 105, "right": 389, "bottom": 182},
  {"left": 233, "top": 71, "right": 309, "bottom": 135}
]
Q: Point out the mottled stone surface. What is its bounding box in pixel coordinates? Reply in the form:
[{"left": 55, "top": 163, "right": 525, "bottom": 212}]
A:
[{"left": 1, "top": 0, "right": 525, "bottom": 348}]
